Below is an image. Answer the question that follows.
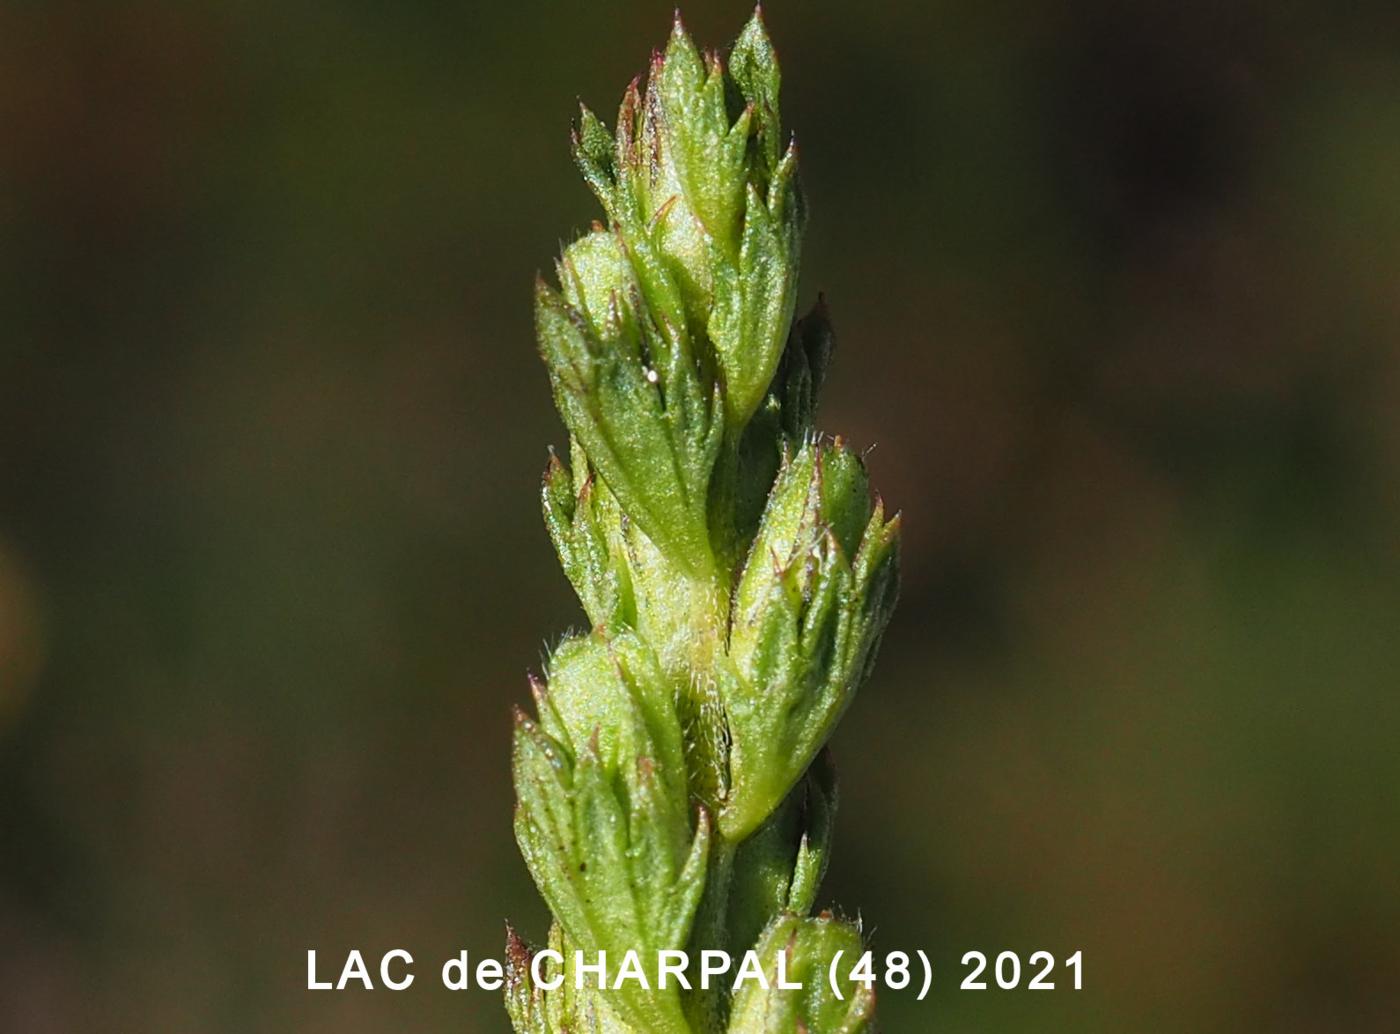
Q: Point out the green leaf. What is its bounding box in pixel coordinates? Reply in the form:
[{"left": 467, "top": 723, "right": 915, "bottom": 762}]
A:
[
  {"left": 536, "top": 275, "right": 722, "bottom": 577},
  {"left": 729, "top": 8, "right": 782, "bottom": 174},
  {"left": 725, "top": 751, "right": 838, "bottom": 957},
  {"left": 657, "top": 17, "right": 752, "bottom": 261},
  {"left": 727, "top": 295, "right": 835, "bottom": 554},
  {"left": 542, "top": 442, "right": 636, "bottom": 629},
  {"left": 708, "top": 178, "right": 801, "bottom": 431},
  {"left": 786, "top": 750, "right": 838, "bottom": 917},
  {"left": 573, "top": 103, "right": 618, "bottom": 216},
  {"left": 772, "top": 295, "right": 836, "bottom": 439},
  {"left": 612, "top": 53, "right": 717, "bottom": 335}
]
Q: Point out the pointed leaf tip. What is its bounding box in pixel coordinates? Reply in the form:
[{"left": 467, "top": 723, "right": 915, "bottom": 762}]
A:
[{"left": 504, "top": 922, "right": 530, "bottom": 960}]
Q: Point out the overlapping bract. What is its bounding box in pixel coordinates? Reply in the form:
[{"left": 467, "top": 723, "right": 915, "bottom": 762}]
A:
[
  {"left": 511, "top": 11, "right": 898, "bottom": 1034},
  {"left": 506, "top": 923, "right": 639, "bottom": 1034},
  {"left": 722, "top": 441, "right": 900, "bottom": 840},
  {"left": 536, "top": 13, "right": 805, "bottom": 579},
  {"left": 726, "top": 914, "right": 877, "bottom": 1034},
  {"left": 513, "top": 631, "right": 709, "bottom": 1034}
]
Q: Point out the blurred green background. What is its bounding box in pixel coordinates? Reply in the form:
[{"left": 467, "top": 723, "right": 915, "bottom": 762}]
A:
[{"left": 3, "top": 1, "right": 1399, "bottom": 1030}]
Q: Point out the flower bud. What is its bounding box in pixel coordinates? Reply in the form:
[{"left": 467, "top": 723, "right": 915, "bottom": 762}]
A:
[
  {"left": 505, "top": 922, "right": 634, "bottom": 1034},
  {"left": 721, "top": 441, "right": 900, "bottom": 839},
  {"left": 536, "top": 261, "right": 722, "bottom": 577},
  {"left": 513, "top": 630, "right": 709, "bottom": 1034},
  {"left": 551, "top": 9, "right": 804, "bottom": 508},
  {"left": 727, "top": 912, "right": 877, "bottom": 1033}
]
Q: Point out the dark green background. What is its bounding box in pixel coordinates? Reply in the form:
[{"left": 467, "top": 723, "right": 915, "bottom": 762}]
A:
[{"left": 3, "top": 1, "right": 1398, "bottom": 1030}]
